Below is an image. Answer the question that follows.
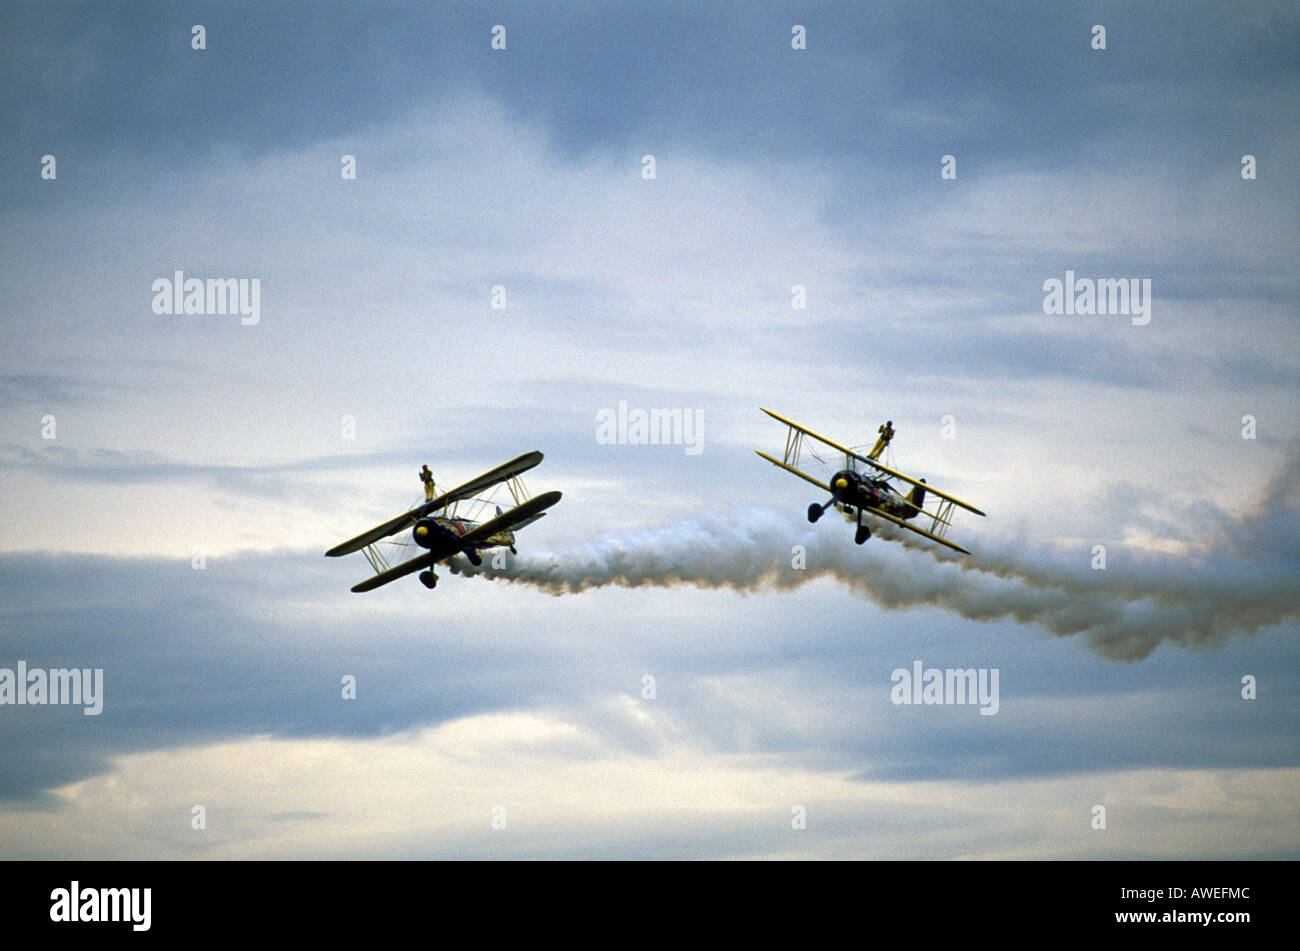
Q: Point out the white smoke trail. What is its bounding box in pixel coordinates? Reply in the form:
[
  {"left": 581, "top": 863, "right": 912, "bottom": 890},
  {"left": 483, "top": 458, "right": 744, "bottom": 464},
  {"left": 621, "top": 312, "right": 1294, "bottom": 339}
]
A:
[{"left": 450, "top": 452, "right": 1300, "bottom": 660}]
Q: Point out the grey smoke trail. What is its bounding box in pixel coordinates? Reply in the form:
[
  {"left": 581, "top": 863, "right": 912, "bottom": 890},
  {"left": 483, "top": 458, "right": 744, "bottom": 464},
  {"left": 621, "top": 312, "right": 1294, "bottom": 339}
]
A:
[{"left": 451, "top": 452, "right": 1300, "bottom": 660}]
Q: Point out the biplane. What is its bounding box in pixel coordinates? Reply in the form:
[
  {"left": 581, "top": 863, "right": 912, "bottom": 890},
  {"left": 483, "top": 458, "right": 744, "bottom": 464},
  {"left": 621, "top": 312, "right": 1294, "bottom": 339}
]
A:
[
  {"left": 326, "top": 451, "right": 561, "bottom": 592},
  {"left": 756, "top": 409, "right": 985, "bottom": 554}
]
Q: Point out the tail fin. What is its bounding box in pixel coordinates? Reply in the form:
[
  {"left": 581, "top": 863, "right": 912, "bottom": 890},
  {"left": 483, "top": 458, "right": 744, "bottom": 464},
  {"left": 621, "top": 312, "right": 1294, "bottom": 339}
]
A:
[{"left": 904, "top": 479, "right": 927, "bottom": 518}]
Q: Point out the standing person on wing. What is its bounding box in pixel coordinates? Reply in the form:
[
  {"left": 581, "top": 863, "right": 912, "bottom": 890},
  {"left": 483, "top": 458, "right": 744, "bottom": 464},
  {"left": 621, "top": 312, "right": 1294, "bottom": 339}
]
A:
[
  {"left": 868, "top": 420, "right": 895, "bottom": 460},
  {"left": 420, "top": 464, "right": 436, "bottom": 502}
]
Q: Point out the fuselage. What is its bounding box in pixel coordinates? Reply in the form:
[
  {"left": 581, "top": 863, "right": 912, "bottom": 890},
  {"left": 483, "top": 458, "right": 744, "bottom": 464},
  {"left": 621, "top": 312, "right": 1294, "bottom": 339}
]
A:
[
  {"left": 412, "top": 515, "right": 515, "bottom": 555},
  {"left": 829, "top": 468, "right": 919, "bottom": 520}
]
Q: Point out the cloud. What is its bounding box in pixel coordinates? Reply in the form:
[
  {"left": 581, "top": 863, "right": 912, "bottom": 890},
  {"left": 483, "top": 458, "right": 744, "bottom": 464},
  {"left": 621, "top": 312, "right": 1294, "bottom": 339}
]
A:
[
  {"left": 0, "top": 374, "right": 123, "bottom": 410},
  {"left": 2, "top": 717, "right": 1296, "bottom": 859}
]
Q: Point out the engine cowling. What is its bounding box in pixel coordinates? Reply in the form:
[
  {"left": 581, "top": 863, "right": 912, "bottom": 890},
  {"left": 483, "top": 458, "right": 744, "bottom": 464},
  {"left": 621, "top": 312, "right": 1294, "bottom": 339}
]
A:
[
  {"left": 831, "top": 469, "right": 861, "bottom": 498},
  {"left": 412, "top": 518, "right": 446, "bottom": 549}
]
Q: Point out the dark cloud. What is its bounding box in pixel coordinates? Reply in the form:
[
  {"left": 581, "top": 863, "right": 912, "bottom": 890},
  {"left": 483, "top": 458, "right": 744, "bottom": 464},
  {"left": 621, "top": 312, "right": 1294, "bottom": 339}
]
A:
[
  {"left": 2, "top": 509, "right": 1296, "bottom": 803},
  {"left": 0, "top": 550, "right": 577, "bottom": 799},
  {"left": 0, "top": 374, "right": 121, "bottom": 410},
  {"left": 4, "top": 1, "right": 1297, "bottom": 208}
]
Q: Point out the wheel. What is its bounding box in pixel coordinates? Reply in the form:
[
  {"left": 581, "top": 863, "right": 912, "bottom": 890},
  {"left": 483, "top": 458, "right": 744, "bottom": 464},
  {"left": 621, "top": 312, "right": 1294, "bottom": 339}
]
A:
[
  {"left": 807, "top": 503, "right": 823, "bottom": 523},
  {"left": 419, "top": 570, "right": 437, "bottom": 589},
  {"left": 854, "top": 525, "right": 871, "bottom": 545}
]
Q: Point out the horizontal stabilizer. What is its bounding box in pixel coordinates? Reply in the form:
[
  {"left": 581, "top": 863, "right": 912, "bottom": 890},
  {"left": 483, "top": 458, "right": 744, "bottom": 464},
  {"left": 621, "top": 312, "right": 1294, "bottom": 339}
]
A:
[{"left": 426, "top": 450, "right": 544, "bottom": 514}]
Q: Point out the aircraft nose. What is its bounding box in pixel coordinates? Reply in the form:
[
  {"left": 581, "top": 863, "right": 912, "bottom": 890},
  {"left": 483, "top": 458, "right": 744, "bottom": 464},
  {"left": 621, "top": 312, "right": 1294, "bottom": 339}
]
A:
[{"left": 834, "top": 477, "right": 849, "bottom": 490}]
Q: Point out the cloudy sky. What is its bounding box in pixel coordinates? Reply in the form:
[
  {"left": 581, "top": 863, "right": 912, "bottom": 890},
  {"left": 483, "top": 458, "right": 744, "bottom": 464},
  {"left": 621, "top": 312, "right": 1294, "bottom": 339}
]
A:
[{"left": 1, "top": 0, "right": 1297, "bottom": 859}]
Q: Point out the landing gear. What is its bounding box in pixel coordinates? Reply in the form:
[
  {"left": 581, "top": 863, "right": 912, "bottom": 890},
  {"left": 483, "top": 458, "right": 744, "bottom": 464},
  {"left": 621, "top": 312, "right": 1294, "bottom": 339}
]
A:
[
  {"left": 854, "top": 508, "right": 871, "bottom": 545},
  {"left": 808, "top": 496, "right": 837, "bottom": 523},
  {"left": 419, "top": 570, "right": 438, "bottom": 589}
]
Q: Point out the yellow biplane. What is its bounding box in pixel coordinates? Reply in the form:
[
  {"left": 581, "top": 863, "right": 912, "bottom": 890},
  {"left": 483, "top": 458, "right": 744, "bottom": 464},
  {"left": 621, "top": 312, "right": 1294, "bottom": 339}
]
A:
[
  {"left": 756, "top": 409, "right": 984, "bottom": 554},
  {"left": 326, "top": 451, "right": 561, "bottom": 592}
]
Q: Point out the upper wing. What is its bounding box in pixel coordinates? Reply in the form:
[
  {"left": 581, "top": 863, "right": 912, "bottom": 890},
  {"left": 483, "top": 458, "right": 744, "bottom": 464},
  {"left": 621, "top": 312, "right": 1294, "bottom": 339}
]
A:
[
  {"left": 326, "top": 451, "right": 545, "bottom": 557},
  {"left": 429, "top": 450, "right": 544, "bottom": 512},
  {"left": 761, "top": 407, "right": 866, "bottom": 464},
  {"left": 759, "top": 408, "right": 984, "bottom": 517}
]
